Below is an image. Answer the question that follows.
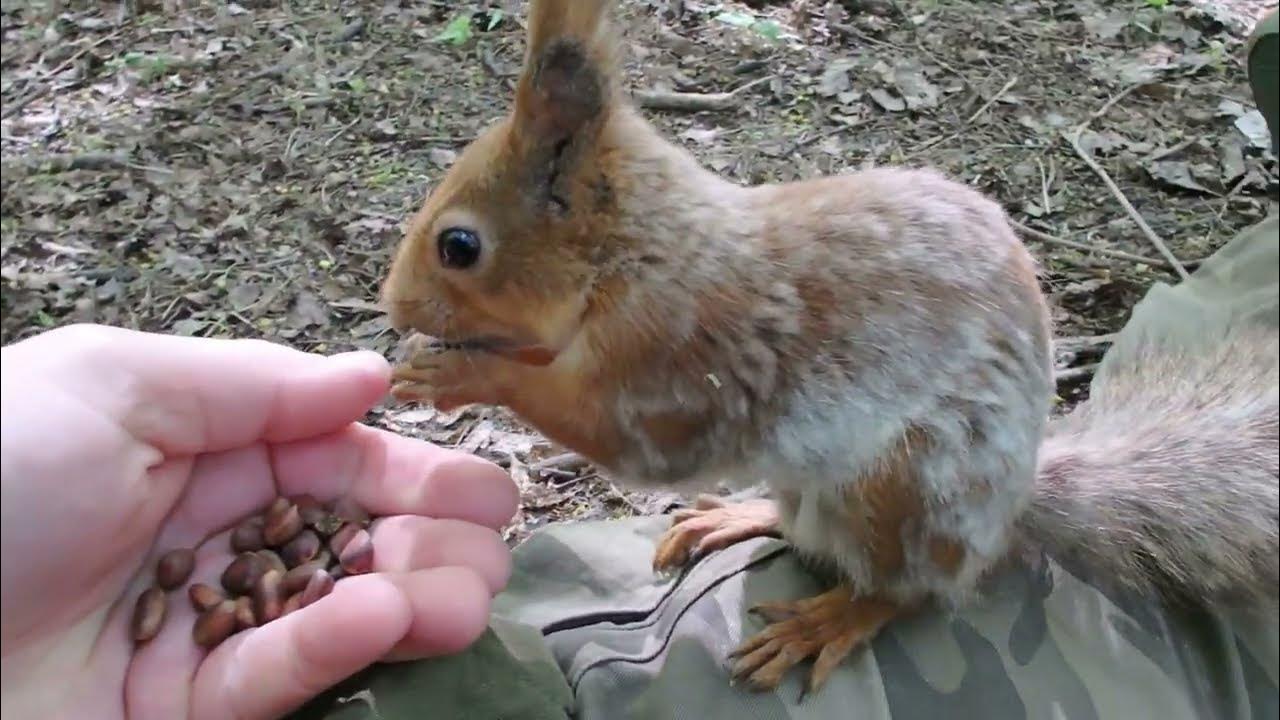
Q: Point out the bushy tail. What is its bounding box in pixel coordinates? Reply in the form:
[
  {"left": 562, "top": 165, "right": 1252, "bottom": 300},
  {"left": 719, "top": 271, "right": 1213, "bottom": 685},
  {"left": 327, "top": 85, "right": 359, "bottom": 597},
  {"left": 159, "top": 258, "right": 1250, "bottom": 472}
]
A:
[{"left": 1020, "top": 323, "right": 1279, "bottom": 607}]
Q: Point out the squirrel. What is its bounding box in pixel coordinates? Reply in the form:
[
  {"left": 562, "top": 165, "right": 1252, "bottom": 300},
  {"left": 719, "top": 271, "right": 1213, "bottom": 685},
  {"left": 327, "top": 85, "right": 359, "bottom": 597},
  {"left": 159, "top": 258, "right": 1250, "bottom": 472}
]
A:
[{"left": 380, "top": 0, "right": 1279, "bottom": 698}]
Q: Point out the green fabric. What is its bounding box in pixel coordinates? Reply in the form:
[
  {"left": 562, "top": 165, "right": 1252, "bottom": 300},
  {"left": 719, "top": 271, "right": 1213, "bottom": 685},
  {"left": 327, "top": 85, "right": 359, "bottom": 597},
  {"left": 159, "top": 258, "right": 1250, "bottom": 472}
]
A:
[
  {"left": 1247, "top": 9, "right": 1278, "bottom": 153},
  {"left": 289, "top": 616, "right": 573, "bottom": 720}
]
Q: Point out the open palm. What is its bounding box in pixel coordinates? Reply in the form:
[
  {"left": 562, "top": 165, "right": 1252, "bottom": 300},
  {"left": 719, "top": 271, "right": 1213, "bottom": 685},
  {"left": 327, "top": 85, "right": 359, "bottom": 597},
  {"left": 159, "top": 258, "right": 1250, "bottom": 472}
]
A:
[{"left": 0, "top": 324, "right": 517, "bottom": 720}]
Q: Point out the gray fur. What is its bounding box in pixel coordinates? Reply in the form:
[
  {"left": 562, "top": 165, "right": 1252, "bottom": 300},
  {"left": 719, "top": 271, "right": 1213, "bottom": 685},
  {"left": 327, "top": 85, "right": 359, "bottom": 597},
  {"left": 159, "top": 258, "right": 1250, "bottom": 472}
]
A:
[{"left": 1024, "top": 322, "right": 1279, "bottom": 607}]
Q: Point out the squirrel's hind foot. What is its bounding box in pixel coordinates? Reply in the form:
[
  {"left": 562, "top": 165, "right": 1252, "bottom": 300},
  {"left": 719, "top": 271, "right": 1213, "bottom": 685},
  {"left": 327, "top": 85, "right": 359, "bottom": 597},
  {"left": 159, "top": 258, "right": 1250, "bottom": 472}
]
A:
[{"left": 728, "top": 585, "right": 901, "bottom": 701}]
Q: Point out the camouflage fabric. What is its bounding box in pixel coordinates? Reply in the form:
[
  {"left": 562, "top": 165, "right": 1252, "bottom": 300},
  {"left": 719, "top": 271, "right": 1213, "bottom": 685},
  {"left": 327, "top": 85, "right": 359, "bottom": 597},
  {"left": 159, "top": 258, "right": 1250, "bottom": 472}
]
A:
[
  {"left": 1247, "top": 9, "right": 1278, "bottom": 154},
  {"left": 290, "top": 14, "right": 1278, "bottom": 720}
]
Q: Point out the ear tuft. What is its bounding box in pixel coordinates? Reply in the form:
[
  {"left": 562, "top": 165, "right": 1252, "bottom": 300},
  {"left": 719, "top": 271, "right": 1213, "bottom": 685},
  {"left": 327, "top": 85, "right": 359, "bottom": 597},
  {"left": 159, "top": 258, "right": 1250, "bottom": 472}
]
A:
[
  {"left": 515, "top": 0, "right": 618, "bottom": 141},
  {"left": 529, "top": 39, "right": 604, "bottom": 138}
]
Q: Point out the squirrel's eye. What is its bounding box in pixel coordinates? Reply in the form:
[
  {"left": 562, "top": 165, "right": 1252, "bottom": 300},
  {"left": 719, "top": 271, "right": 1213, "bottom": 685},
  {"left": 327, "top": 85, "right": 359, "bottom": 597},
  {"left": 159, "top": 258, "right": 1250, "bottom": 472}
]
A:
[{"left": 437, "top": 227, "right": 482, "bottom": 269}]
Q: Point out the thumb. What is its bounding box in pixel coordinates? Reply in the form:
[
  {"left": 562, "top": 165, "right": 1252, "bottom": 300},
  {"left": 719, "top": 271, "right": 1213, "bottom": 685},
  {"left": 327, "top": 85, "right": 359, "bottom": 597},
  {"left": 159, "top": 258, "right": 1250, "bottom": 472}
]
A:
[{"left": 14, "top": 324, "right": 391, "bottom": 455}]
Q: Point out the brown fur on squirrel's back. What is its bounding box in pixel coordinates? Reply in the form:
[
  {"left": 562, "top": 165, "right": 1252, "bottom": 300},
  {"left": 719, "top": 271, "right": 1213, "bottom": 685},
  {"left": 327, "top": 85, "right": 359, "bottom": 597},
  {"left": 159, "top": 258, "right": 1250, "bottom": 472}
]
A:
[{"left": 1025, "top": 322, "right": 1279, "bottom": 607}]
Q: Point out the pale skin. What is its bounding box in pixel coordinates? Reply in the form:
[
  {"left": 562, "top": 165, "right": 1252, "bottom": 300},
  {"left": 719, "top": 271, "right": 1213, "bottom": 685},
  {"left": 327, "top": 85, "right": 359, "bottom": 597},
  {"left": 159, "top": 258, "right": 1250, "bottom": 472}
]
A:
[{"left": 0, "top": 323, "right": 520, "bottom": 720}]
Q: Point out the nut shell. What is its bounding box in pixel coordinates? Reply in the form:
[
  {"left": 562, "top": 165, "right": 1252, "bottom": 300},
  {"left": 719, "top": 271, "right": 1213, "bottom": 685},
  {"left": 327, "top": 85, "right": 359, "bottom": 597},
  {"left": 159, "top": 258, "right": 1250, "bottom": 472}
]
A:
[
  {"left": 282, "top": 593, "right": 303, "bottom": 616},
  {"left": 331, "top": 497, "right": 370, "bottom": 527},
  {"left": 263, "top": 505, "right": 304, "bottom": 547},
  {"left": 281, "top": 529, "right": 322, "bottom": 568},
  {"left": 253, "top": 569, "right": 284, "bottom": 624},
  {"left": 338, "top": 529, "right": 374, "bottom": 575},
  {"left": 156, "top": 548, "right": 196, "bottom": 590},
  {"left": 299, "top": 569, "right": 335, "bottom": 608},
  {"left": 234, "top": 596, "right": 257, "bottom": 631},
  {"left": 292, "top": 494, "right": 327, "bottom": 527},
  {"left": 221, "top": 552, "right": 266, "bottom": 595},
  {"left": 131, "top": 587, "right": 167, "bottom": 643},
  {"left": 328, "top": 523, "right": 360, "bottom": 557},
  {"left": 193, "top": 600, "right": 238, "bottom": 648},
  {"left": 230, "top": 517, "right": 266, "bottom": 553},
  {"left": 283, "top": 559, "right": 328, "bottom": 595},
  {"left": 188, "top": 583, "right": 225, "bottom": 613},
  {"left": 257, "top": 549, "right": 288, "bottom": 576}
]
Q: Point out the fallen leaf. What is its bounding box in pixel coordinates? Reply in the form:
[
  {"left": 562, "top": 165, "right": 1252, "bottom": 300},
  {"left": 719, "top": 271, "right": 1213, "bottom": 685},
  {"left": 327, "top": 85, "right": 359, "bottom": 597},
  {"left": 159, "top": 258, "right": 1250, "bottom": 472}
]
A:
[
  {"left": 227, "top": 282, "right": 261, "bottom": 310},
  {"left": 818, "top": 58, "right": 856, "bottom": 97},
  {"left": 1219, "top": 140, "right": 1246, "bottom": 182},
  {"left": 890, "top": 63, "right": 940, "bottom": 110},
  {"left": 289, "top": 290, "right": 330, "bottom": 329},
  {"left": 428, "top": 147, "right": 457, "bottom": 168},
  {"left": 1144, "top": 160, "right": 1212, "bottom": 194},
  {"left": 1234, "top": 110, "right": 1270, "bottom": 149},
  {"left": 1083, "top": 10, "right": 1130, "bottom": 40},
  {"left": 680, "top": 126, "right": 721, "bottom": 144},
  {"left": 867, "top": 87, "right": 906, "bottom": 112}
]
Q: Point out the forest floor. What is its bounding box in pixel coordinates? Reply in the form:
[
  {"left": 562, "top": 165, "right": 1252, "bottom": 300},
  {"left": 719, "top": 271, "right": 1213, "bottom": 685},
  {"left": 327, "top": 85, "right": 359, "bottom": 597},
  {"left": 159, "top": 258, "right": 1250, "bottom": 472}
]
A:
[{"left": 2, "top": 0, "right": 1276, "bottom": 544}]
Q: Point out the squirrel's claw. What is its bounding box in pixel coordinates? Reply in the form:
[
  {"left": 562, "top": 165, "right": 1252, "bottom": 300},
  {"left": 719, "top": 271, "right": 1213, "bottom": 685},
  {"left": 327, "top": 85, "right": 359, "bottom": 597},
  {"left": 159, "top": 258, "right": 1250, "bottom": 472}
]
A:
[
  {"left": 728, "top": 586, "right": 899, "bottom": 700},
  {"left": 652, "top": 498, "right": 781, "bottom": 572}
]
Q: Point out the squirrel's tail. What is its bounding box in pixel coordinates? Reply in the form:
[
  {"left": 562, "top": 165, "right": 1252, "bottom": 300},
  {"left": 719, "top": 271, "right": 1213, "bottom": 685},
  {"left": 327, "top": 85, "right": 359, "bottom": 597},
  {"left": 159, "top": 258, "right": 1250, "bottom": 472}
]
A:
[{"left": 1020, "top": 322, "right": 1279, "bottom": 607}]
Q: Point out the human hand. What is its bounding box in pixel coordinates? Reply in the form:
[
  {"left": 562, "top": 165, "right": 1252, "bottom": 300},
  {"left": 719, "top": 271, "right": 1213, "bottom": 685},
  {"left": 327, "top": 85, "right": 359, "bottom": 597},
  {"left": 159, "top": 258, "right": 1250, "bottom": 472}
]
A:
[{"left": 0, "top": 324, "right": 518, "bottom": 720}]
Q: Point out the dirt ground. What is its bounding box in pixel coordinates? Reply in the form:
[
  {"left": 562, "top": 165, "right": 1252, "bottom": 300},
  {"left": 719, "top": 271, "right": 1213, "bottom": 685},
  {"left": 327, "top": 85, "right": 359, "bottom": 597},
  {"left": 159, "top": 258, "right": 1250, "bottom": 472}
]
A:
[{"left": 2, "top": 0, "right": 1277, "bottom": 544}]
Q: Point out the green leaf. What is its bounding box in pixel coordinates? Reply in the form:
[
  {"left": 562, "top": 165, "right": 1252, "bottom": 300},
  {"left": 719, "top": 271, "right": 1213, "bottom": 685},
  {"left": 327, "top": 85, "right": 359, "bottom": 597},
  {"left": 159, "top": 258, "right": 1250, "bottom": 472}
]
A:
[
  {"left": 486, "top": 9, "right": 504, "bottom": 31},
  {"left": 434, "top": 15, "right": 473, "bottom": 45},
  {"left": 752, "top": 20, "right": 782, "bottom": 40},
  {"left": 715, "top": 11, "right": 757, "bottom": 28},
  {"left": 1145, "top": 0, "right": 1168, "bottom": 7},
  {"left": 348, "top": 76, "right": 368, "bottom": 93}
]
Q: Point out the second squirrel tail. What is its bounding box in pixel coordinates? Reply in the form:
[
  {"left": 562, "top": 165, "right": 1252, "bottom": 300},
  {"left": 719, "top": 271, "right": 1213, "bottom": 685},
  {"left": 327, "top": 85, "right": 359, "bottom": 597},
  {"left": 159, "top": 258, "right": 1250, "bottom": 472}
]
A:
[{"left": 1019, "top": 322, "right": 1279, "bottom": 607}]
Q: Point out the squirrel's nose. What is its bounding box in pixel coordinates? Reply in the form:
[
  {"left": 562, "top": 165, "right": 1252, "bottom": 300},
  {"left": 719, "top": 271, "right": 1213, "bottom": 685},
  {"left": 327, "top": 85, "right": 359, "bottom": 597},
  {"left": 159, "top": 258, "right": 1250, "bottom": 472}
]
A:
[{"left": 377, "top": 286, "right": 412, "bottom": 334}]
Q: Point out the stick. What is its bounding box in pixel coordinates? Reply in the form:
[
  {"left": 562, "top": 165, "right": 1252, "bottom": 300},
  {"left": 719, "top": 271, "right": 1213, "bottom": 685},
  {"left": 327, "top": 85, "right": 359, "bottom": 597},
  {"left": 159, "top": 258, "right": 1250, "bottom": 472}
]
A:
[
  {"left": 1012, "top": 220, "right": 1184, "bottom": 270},
  {"left": 784, "top": 118, "right": 872, "bottom": 156},
  {"left": 909, "top": 75, "right": 1017, "bottom": 156},
  {"left": 965, "top": 75, "right": 1018, "bottom": 124},
  {"left": 2, "top": 29, "right": 124, "bottom": 118},
  {"left": 531, "top": 452, "right": 590, "bottom": 474},
  {"left": 632, "top": 75, "right": 773, "bottom": 112},
  {"left": 1053, "top": 333, "right": 1116, "bottom": 352},
  {"left": 1055, "top": 363, "right": 1099, "bottom": 384},
  {"left": 1069, "top": 85, "right": 1190, "bottom": 281}
]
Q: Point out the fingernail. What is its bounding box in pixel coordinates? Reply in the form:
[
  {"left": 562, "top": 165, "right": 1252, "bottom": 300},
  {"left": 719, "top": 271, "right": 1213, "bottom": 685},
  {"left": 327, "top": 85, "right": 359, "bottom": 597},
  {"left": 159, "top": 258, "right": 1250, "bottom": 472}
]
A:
[{"left": 327, "top": 350, "right": 390, "bottom": 377}]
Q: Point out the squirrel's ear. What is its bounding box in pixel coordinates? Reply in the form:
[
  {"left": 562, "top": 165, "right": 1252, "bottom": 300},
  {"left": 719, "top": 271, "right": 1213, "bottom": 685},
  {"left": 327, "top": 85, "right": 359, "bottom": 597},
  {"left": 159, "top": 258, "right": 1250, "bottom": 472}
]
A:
[{"left": 513, "top": 0, "right": 618, "bottom": 143}]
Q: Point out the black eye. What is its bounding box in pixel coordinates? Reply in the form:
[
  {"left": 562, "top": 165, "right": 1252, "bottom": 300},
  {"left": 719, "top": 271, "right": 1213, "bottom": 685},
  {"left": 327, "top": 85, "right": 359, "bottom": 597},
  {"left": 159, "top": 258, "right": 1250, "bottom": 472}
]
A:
[{"left": 437, "top": 227, "right": 482, "bottom": 269}]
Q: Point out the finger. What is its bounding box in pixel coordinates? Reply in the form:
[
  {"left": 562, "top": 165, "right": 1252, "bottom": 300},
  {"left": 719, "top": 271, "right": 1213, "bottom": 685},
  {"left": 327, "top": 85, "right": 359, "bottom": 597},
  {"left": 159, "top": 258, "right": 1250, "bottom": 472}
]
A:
[
  {"left": 369, "top": 515, "right": 511, "bottom": 594},
  {"left": 272, "top": 423, "right": 519, "bottom": 530},
  {"left": 190, "top": 567, "right": 490, "bottom": 720},
  {"left": 36, "top": 324, "right": 390, "bottom": 455},
  {"left": 380, "top": 566, "right": 492, "bottom": 662},
  {"left": 694, "top": 494, "right": 726, "bottom": 510}
]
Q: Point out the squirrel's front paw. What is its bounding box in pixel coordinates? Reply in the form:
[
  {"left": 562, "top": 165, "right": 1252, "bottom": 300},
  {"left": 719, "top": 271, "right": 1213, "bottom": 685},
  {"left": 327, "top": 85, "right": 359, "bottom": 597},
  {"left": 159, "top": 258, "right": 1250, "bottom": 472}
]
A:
[
  {"left": 390, "top": 334, "right": 497, "bottom": 410},
  {"left": 652, "top": 495, "right": 781, "bottom": 571}
]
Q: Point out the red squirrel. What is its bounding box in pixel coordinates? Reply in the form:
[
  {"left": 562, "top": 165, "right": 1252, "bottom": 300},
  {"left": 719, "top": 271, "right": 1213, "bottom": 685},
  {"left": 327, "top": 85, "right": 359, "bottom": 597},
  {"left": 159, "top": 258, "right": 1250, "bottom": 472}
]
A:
[{"left": 380, "top": 0, "right": 1279, "bottom": 697}]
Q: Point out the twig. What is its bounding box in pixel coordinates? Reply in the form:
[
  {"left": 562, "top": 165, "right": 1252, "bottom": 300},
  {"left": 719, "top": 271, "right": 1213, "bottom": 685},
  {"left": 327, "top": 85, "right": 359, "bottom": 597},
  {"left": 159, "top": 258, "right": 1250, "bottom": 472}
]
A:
[
  {"left": 1012, "top": 220, "right": 1185, "bottom": 270},
  {"left": 334, "top": 18, "right": 366, "bottom": 43},
  {"left": 1068, "top": 85, "right": 1190, "bottom": 281},
  {"left": 784, "top": 118, "right": 872, "bottom": 156},
  {"left": 1147, "top": 136, "right": 1198, "bottom": 162},
  {"left": 633, "top": 75, "right": 773, "bottom": 112},
  {"left": 964, "top": 75, "right": 1018, "bottom": 124},
  {"left": 1054, "top": 363, "right": 1099, "bottom": 385},
  {"left": 1053, "top": 333, "right": 1117, "bottom": 352},
  {"left": 3, "top": 152, "right": 127, "bottom": 173},
  {"left": 2, "top": 29, "right": 124, "bottom": 119},
  {"left": 531, "top": 452, "right": 590, "bottom": 474},
  {"left": 908, "top": 75, "right": 1017, "bottom": 156}
]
